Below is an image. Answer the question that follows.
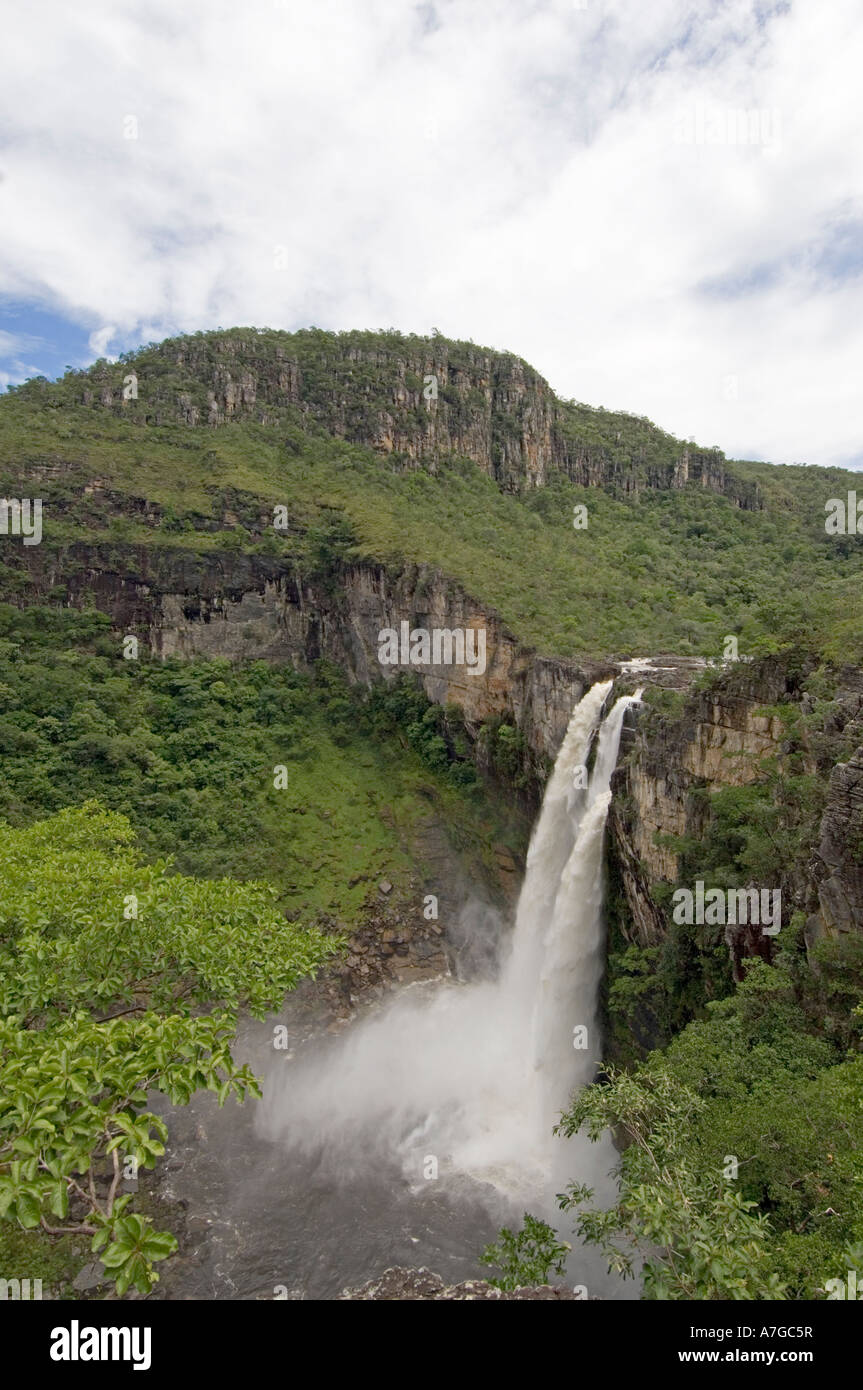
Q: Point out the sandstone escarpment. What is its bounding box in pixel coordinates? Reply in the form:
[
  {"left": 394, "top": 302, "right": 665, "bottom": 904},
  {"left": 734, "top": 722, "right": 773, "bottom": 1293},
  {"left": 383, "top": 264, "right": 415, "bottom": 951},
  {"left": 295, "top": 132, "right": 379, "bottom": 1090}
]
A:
[
  {"left": 810, "top": 748, "right": 863, "bottom": 943},
  {"left": 608, "top": 660, "right": 794, "bottom": 965},
  {"left": 16, "top": 510, "right": 861, "bottom": 978},
  {"left": 14, "top": 536, "right": 613, "bottom": 767},
  {"left": 49, "top": 328, "right": 760, "bottom": 507},
  {"left": 609, "top": 660, "right": 863, "bottom": 965},
  {"left": 609, "top": 661, "right": 791, "bottom": 924}
]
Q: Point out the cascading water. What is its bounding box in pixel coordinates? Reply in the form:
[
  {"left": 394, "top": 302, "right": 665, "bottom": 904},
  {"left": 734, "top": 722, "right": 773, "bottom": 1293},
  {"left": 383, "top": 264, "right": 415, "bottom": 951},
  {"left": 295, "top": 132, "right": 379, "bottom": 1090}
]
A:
[
  {"left": 152, "top": 681, "right": 643, "bottom": 1298},
  {"left": 260, "top": 681, "right": 642, "bottom": 1205},
  {"left": 500, "top": 679, "right": 612, "bottom": 1002}
]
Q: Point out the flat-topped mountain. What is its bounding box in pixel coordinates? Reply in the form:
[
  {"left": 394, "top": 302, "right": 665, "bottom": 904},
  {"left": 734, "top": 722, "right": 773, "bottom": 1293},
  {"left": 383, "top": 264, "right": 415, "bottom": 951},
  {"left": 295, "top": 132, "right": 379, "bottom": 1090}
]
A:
[
  {"left": 8, "top": 326, "right": 759, "bottom": 505},
  {"left": 1, "top": 326, "right": 861, "bottom": 665}
]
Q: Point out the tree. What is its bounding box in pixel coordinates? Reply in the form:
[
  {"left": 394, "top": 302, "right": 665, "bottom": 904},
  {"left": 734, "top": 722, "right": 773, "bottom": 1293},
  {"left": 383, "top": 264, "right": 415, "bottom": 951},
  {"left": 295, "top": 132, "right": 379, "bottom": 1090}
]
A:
[
  {"left": 0, "top": 802, "right": 337, "bottom": 1295},
  {"left": 480, "top": 1213, "right": 570, "bottom": 1291},
  {"left": 554, "top": 1064, "right": 787, "bottom": 1300}
]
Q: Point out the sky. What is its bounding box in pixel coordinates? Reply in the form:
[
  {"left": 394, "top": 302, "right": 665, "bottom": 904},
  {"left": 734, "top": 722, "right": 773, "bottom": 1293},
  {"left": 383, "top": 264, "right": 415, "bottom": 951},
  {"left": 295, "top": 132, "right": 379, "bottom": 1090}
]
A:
[{"left": 0, "top": 0, "right": 861, "bottom": 468}]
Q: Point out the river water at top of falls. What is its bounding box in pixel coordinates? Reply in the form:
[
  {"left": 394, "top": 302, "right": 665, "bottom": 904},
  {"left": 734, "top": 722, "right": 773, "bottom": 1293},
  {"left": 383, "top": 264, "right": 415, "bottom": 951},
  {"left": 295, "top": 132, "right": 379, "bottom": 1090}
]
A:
[{"left": 151, "top": 683, "right": 641, "bottom": 1299}]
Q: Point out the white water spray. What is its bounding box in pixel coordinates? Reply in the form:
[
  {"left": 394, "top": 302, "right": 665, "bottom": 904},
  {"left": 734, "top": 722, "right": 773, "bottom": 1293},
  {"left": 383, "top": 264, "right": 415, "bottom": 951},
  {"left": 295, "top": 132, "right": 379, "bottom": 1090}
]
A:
[{"left": 260, "top": 682, "right": 641, "bottom": 1203}]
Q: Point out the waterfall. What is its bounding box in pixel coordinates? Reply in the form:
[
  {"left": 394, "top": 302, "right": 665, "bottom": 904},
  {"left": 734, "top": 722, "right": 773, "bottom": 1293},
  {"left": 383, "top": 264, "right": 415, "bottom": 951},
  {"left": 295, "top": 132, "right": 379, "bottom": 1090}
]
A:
[
  {"left": 260, "top": 682, "right": 641, "bottom": 1203},
  {"left": 525, "top": 690, "right": 642, "bottom": 1131},
  {"left": 501, "top": 679, "right": 612, "bottom": 998},
  {"left": 496, "top": 683, "right": 642, "bottom": 1138}
]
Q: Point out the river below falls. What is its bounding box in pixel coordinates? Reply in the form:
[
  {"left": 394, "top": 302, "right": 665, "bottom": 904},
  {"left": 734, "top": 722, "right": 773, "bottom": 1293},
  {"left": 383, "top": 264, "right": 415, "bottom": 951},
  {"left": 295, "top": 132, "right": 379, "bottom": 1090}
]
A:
[
  {"left": 147, "top": 989, "right": 634, "bottom": 1301},
  {"left": 148, "top": 684, "right": 641, "bottom": 1301}
]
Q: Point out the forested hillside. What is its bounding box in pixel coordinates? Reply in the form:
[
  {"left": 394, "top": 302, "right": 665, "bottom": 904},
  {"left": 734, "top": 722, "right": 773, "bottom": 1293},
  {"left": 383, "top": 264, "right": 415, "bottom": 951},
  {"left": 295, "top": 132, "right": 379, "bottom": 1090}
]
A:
[
  {"left": 1, "top": 329, "right": 861, "bottom": 1304},
  {"left": 1, "top": 329, "right": 861, "bottom": 661}
]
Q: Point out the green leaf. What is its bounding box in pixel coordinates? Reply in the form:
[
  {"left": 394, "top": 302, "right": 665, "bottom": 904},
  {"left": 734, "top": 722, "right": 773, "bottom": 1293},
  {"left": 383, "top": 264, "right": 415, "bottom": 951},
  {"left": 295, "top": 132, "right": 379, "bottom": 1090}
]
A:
[{"left": 15, "top": 1191, "right": 42, "bottom": 1229}]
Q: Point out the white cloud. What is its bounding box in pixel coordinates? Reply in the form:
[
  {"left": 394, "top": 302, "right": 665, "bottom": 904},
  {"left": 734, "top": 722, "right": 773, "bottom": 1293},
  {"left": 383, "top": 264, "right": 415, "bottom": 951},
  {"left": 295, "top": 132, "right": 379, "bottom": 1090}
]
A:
[
  {"left": 0, "top": 329, "right": 38, "bottom": 359},
  {"left": 0, "top": 0, "right": 861, "bottom": 465},
  {"left": 0, "top": 329, "right": 43, "bottom": 387},
  {"left": 88, "top": 325, "right": 119, "bottom": 359}
]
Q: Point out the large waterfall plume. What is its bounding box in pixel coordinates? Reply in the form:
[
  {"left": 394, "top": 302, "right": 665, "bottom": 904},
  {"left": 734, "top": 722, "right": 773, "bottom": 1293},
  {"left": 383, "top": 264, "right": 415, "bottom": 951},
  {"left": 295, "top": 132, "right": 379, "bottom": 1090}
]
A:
[{"left": 260, "top": 681, "right": 640, "bottom": 1210}]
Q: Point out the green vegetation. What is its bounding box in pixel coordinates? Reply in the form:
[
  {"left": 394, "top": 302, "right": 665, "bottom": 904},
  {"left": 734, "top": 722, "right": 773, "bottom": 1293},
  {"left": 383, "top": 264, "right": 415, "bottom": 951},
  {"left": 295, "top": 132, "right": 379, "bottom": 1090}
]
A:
[
  {"left": 479, "top": 1213, "right": 571, "bottom": 1292},
  {"left": 479, "top": 719, "right": 534, "bottom": 790},
  {"left": 1, "top": 328, "right": 862, "bottom": 662},
  {"left": 0, "top": 1219, "right": 87, "bottom": 1300},
  {"left": 554, "top": 961, "right": 863, "bottom": 1300},
  {"left": 0, "top": 607, "right": 510, "bottom": 921},
  {"left": 4, "top": 328, "right": 863, "bottom": 1302},
  {"left": 0, "top": 605, "right": 518, "bottom": 1296},
  {"left": 0, "top": 803, "right": 336, "bottom": 1295}
]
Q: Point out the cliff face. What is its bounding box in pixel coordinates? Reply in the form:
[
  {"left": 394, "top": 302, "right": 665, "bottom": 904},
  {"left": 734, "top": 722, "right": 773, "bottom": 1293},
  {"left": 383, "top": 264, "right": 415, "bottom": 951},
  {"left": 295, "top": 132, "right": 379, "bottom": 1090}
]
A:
[
  {"left": 14, "top": 518, "right": 862, "bottom": 973},
  {"left": 808, "top": 676, "right": 863, "bottom": 946},
  {"left": 58, "top": 329, "right": 760, "bottom": 506},
  {"left": 814, "top": 751, "right": 863, "bottom": 941},
  {"left": 15, "top": 536, "right": 611, "bottom": 766},
  {"left": 147, "top": 549, "right": 863, "bottom": 968},
  {"left": 608, "top": 664, "right": 790, "bottom": 965},
  {"left": 612, "top": 665, "right": 789, "bottom": 892},
  {"left": 609, "top": 662, "right": 863, "bottom": 968},
  {"left": 156, "top": 557, "right": 612, "bottom": 764}
]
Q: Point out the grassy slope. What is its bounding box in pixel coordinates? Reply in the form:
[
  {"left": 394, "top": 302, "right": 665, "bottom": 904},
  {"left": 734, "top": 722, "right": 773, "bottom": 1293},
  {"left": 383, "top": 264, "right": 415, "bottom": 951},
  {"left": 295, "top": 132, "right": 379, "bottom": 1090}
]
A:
[
  {"left": 2, "top": 391, "right": 862, "bottom": 659},
  {"left": 0, "top": 608, "right": 514, "bottom": 924},
  {"left": 3, "top": 326, "right": 863, "bottom": 661}
]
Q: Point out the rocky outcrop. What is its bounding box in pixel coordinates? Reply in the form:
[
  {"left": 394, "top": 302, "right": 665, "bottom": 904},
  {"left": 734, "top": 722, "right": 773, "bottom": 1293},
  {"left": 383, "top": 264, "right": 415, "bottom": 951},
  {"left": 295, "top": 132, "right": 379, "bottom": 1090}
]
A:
[
  {"left": 610, "top": 660, "right": 792, "bottom": 937},
  {"left": 13, "top": 536, "right": 615, "bottom": 767},
  {"left": 338, "top": 1266, "right": 583, "bottom": 1300},
  {"left": 40, "top": 329, "right": 760, "bottom": 507},
  {"left": 608, "top": 661, "right": 797, "bottom": 971},
  {"left": 609, "top": 660, "right": 863, "bottom": 974},
  {"left": 808, "top": 748, "right": 863, "bottom": 947},
  {"left": 312, "top": 842, "right": 524, "bottom": 1017}
]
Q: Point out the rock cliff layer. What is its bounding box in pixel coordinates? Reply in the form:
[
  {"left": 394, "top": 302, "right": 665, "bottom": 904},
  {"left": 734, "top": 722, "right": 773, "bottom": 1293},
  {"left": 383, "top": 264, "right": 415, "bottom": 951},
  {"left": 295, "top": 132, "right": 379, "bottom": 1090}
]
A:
[
  {"left": 54, "top": 328, "right": 760, "bottom": 506},
  {"left": 15, "top": 536, "right": 615, "bottom": 766},
  {"left": 609, "top": 661, "right": 863, "bottom": 966}
]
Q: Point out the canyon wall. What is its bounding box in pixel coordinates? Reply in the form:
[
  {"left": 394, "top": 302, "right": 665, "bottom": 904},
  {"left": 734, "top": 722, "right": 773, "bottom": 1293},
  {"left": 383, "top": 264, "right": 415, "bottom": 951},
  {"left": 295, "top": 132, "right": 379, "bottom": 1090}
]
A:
[
  {"left": 60, "top": 330, "right": 760, "bottom": 506},
  {"left": 12, "top": 524, "right": 862, "bottom": 974},
  {"left": 28, "top": 530, "right": 863, "bottom": 975},
  {"left": 17, "top": 537, "right": 614, "bottom": 766},
  {"left": 809, "top": 681, "right": 863, "bottom": 945},
  {"left": 608, "top": 661, "right": 863, "bottom": 968}
]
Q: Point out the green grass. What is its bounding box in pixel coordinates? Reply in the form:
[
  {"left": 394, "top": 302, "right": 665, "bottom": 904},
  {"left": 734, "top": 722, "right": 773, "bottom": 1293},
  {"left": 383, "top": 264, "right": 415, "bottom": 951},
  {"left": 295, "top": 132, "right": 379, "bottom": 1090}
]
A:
[
  {"left": 0, "top": 608, "right": 515, "bottom": 923},
  {"left": 2, "top": 327, "right": 863, "bottom": 662},
  {"left": 0, "top": 1222, "right": 87, "bottom": 1301}
]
